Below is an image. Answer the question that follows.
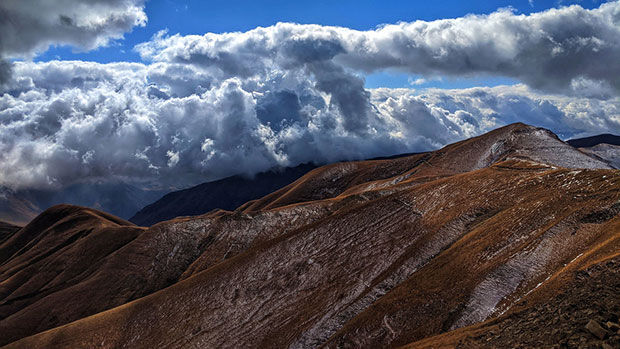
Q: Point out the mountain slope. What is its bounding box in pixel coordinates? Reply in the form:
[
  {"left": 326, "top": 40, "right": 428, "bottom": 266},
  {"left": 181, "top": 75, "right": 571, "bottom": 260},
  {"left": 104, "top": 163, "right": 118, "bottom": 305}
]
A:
[
  {"left": 0, "top": 221, "right": 20, "bottom": 245},
  {"left": 567, "top": 133, "right": 620, "bottom": 170},
  {"left": 1, "top": 123, "right": 617, "bottom": 348},
  {"left": 406, "top": 249, "right": 620, "bottom": 348},
  {"left": 130, "top": 163, "right": 317, "bottom": 226},
  {"left": 0, "top": 205, "right": 146, "bottom": 344},
  {"left": 5, "top": 158, "right": 618, "bottom": 349},
  {"left": 240, "top": 123, "right": 611, "bottom": 212},
  {"left": 577, "top": 143, "right": 620, "bottom": 169}
]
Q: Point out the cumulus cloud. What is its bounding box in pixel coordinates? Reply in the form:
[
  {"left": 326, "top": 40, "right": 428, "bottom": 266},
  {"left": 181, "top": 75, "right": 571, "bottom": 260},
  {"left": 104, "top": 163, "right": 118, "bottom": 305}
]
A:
[
  {"left": 0, "top": 0, "right": 146, "bottom": 83},
  {"left": 1, "top": 2, "right": 620, "bottom": 192},
  {"left": 136, "top": 1, "right": 620, "bottom": 98},
  {"left": 1, "top": 60, "right": 618, "bottom": 191}
]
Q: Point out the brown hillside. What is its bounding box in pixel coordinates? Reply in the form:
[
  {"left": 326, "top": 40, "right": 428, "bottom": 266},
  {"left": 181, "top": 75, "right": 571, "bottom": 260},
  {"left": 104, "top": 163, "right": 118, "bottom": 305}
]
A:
[
  {"left": 0, "top": 222, "right": 20, "bottom": 246},
  {"left": 0, "top": 205, "right": 145, "bottom": 344},
  {"left": 404, "top": 252, "right": 620, "bottom": 348},
  {"left": 240, "top": 123, "right": 610, "bottom": 212},
  {"left": 1, "top": 123, "right": 618, "bottom": 348}
]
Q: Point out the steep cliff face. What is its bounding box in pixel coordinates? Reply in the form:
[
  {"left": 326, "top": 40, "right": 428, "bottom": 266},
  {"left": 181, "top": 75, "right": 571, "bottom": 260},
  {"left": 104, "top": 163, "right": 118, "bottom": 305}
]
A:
[{"left": 1, "top": 123, "right": 618, "bottom": 348}]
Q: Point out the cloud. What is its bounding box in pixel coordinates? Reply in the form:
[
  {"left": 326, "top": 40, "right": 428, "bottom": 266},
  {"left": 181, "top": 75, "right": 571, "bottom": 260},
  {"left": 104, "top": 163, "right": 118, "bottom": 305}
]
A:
[
  {"left": 0, "top": 60, "right": 618, "bottom": 192},
  {"left": 408, "top": 78, "right": 427, "bottom": 86},
  {"left": 1, "top": 2, "right": 619, "bottom": 192},
  {"left": 137, "top": 1, "right": 620, "bottom": 98},
  {"left": 0, "top": 59, "right": 11, "bottom": 85},
  {"left": 0, "top": 0, "right": 147, "bottom": 83}
]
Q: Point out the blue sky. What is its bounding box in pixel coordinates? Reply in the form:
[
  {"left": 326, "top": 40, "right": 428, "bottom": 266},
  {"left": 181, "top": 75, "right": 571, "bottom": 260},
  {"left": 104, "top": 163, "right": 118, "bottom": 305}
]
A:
[{"left": 35, "top": 0, "right": 603, "bottom": 89}]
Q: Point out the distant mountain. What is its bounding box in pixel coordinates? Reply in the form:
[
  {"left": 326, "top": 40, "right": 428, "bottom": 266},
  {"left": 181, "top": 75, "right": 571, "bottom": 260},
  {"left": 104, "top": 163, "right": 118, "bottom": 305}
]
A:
[
  {"left": 130, "top": 163, "right": 318, "bottom": 226},
  {"left": 567, "top": 133, "right": 620, "bottom": 147},
  {"left": 3, "top": 123, "right": 619, "bottom": 348},
  {"left": 0, "top": 182, "right": 167, "bottom": 225},
  {"left": 567, "top": 133, "right": 620, "bottom": 169}
]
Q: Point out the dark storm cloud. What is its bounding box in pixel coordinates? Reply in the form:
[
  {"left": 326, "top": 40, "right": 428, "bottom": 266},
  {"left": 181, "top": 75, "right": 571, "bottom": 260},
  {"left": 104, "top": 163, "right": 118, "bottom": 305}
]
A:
[
  {"left": 0, "top": 59, "right": 11, "bottom": 85},
  {"left": 256, "top": 91, "right": 302, "bottom": 130},
  {"left": 308, "top": 61, "right": 374, "bottom": 133}
]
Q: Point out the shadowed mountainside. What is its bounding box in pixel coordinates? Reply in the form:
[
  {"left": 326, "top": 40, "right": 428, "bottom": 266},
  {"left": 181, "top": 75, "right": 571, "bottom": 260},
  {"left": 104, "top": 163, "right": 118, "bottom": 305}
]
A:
[
  {"left": 0, "top": 221, "right": 20, "bottom": 246},
  {"left": 0, "top": 205, "right": 146, "bottom": 343},
  {"left": 130, "top": 163, "right": 318, "bottom": 227},
  {"left": 567, "top": 133, "right": 620, "bottom": 148},
  {"left": 1, "top": 123, "right": 618, "bottom": 348}
]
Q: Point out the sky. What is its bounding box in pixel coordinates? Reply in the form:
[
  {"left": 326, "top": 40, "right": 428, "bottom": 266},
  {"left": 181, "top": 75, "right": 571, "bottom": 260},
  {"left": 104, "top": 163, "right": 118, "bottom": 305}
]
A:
[{"left": 0, "top": 0, "right": 619, "bottom": 193}]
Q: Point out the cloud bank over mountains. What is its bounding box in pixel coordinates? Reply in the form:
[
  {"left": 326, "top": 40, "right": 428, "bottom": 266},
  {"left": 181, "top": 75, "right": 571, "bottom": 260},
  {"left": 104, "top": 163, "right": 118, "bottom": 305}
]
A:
[{"left": 0, "top": 1, "right": 619, "bottom": 191}]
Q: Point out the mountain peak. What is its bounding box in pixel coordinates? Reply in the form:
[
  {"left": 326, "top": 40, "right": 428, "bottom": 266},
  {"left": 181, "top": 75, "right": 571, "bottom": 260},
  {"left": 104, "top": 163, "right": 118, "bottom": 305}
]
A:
[{"left": 434, "top": 123, "right": 611, "bottom": 172}]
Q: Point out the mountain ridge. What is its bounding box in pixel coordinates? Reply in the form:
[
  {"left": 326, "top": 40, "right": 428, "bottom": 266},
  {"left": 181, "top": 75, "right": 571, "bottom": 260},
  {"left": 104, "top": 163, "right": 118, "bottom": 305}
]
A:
[
  {"left": 135, "top": 123, "right": 613, "bottom": 226},
  {"left": 1, "top": 123, "right": 618, "bottom": 348}
]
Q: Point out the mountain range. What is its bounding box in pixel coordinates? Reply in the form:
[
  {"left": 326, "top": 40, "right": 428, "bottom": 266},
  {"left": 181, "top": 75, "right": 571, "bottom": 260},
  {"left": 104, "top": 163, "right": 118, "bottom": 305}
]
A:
[
  {"left": 130, "top": 163, "right": 318, "bottom": 227},
  {"left": 567, "top": 133, "right": 620, "bottom": 148},
  {"left": 132, "top": 130, "right": 620, "bottom": 227},
  {"left": 0, "top": 123, "right": 618, "bottom": 348}
]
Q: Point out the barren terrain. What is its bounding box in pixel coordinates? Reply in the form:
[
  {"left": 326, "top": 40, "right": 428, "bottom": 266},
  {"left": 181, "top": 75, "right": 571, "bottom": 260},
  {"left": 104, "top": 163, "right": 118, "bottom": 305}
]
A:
[{"left": 1, "top": 123, "right": 618, "bottom": 348}]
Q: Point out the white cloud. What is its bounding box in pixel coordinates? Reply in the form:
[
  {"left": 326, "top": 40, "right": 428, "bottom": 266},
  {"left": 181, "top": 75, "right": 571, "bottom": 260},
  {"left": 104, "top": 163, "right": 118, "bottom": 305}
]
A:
[
  {"left": 0, "top": 0, "right": 147, "bottom": 84},
  {"left": 408, "top": 78, "right": 427, "bottom": 86},
  {"left": 166, "top": 150, "right": 180, "bottom": 167},
  {"left": 0, "top": 60, "right": 618, "bottom": 192},
  {"left": 136, "top": 1, "right": 620, "bottom": 98},
  {"left": 0, "top": 0, "right": 146, "bottom": 58}
]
